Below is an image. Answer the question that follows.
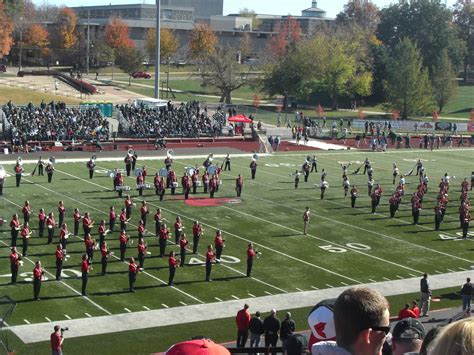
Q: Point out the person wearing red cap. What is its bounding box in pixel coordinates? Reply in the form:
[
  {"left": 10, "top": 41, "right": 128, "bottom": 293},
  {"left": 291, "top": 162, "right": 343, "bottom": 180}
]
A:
[
  {"left": 9, "top": 247, "right": 20, "bottom": 284},
  {"left": 168, "top": 250, "right": 178, "bottom": 286},
  {"left": 109, "top": 206, "right": 116, "bottom": 232},
  {"left": 159, "top": 224, "right": 170, "bottom": 257},
  {"left": 179, "top": 233, "right": 189, "bottom": 267},
  {"left": 22, "top": 200, "right": 31, "bottom": 224},
  {"left": 73, "top": 208, "right": 81, "bottom": 237},
  {"left": 165, "top": 338, "right": 230, "bottom": 355},
  {"left": 21, "top": 222, "right": 32, "bottom": 256},
  {"left": 129, "top": 257, "right": 138, "bottom": 292},
  {"left": 137, "top": 237, "right": 147, "bottom": 270},
  {"left": 119, "top": 230, "right": 129, "bottom": 261},
  {"left": 140, "top": 201, "right": 149, "bottom": 227},
  {"left": 55, "top": 244, "right": 64, "bottom": 280},
  {"left": 81, "top": 254, "right": 90, "bottom": 296},
  {"left": 98, "top": 220, "right": 106, "bottom": 247},
  {"left": 46, "top": 212, "right": 56, "bottom": 244},
  {"left": 236, "top": 304, "right": 251, "bottom": 347},
  {"left": 101, "top": 242, "right": 109, "bottom": 276},
  {"left": 38, "top": 208, "right": 46, "bottom": 238},
  {"left": 33, "top": 260, "right": 44, "bottom": 300},
  {"left": 214, "top": 230, "right": 225, "bottom": 263},
  {"left": 10, "top": 214, "right": 21, "bottom": 247},
  {"left": 205, "top": 245, "right": 216, "bottom": 282},
  {"left": 246, "top": 243, "right": 257, "bottom": 277}
]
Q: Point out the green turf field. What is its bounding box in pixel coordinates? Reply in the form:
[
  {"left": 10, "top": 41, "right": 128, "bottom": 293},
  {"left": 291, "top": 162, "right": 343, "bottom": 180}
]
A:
[{"left": 0, "top": 149, "right": 473, "bottom": 332}]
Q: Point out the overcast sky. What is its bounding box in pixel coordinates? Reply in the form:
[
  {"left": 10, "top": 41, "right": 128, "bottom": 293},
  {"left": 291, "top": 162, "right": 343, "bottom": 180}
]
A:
[{"left": 32, "top": 0, "right": 457, "bottom": 19}]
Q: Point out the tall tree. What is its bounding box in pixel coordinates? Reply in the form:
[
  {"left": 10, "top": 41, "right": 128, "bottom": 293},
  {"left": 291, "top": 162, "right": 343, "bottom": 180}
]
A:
[
  {"left": 267, "top": 16, "right": 302, "bottom": 60},
  {"left": 0, "top": 2, "right": 13, "bottom": 57},
  {"left": 24, "top": 24, "right": 49, "bottom": 48},
  {"left": 453, "top": 0, "right": 474, "bottom": 82},
  {"left": 104, "top": 17, "right": 134, "bottom": 50},
  {"left": 145, "top": 27, "right": 179, "bottom": 61},
  {"left": 377, "top": 0, "right": 464, "bottom": 71},
  {"left": 197, "top": 45, "right": 251, "bottom": 104},
  {"left": 384, "top": 38, "right": 435, "bottom": 119},
  {"left": 189, "top": 23, "right": 217, "bottom": 60},
  {"left": 336, "top": 0, "right": 380, "bottom": 33},
  {"left": 115, "top": 47, "right": 143, "bottom": 85},
  {"left": 431, "top": 49, "right": 458, "bottom": 112},
  {"left": 57, "top": 7, "right": 77, "bottom": 49}
]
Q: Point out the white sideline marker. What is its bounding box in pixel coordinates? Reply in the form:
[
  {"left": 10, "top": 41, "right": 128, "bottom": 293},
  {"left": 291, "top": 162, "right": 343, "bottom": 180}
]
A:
[
  {"left": 295, "top": 288, "right": 304, "bottom": 292},
  {"left": 225, "top": 216, "right": 231, "bottom": 219},
  {"left": 45, "top": 317, "right": 51, "bottom": 322},
  {"left": 161, "top": 304, "right": 169, "bottom": 308},
  {"left": 248, "top": 293, "right": 256, "bottom": 298},
  {"left": 396, "top": 275, "right": 404, "bottom": 279},
  {"left": 124, "top": 308, "right": 132, "bottom": 313},
  {"left": 264, "top": 291, "right": 272, "bottom": 295},
  {"left": 435, "top": 270, "right": 443, "bottom": 274},
  {"left": 214, "top": 297, "right": 223, "bottom": 302},
  {"left": 340, "top": 282, "right": 349, "bottom": 286},
  {"left": 382, "top": 277, "right": 391, "bottom": 281},
  {"left": 368, "top": 279, "right": 377, "bottom": 283},
  {"left": 310, "top": 286, "right": 319, "bottom": 290},
  {"left": 213, "top": 217, "right": 219, "bottom": 219},
  {"left": 325, "top": 284, "right": 334, "bottom": 288},
  {"left": 409, "top": 274, "right": 417, "bottom": 277},
  {"left": 23, "top": 319, "right": 30, "bottom": 325},
  {"left": 142, "top": 306, "right": 151, "bottom": 311},
  {"left": 447, "top": 269, "right": 455, "bottom": 273},
  {"left": 85, "top": 313, "right": 92, "bottom": 318},
  {"left": 179, "top": 302, "right": 187, "bottom": 306},
  {"left": 459, "top": 267, "right": 467, "bottom": 271},
  {"left": 64, "top": 315, "right": 72, "bottom": 320},
  {"left": 231, "top": 295, "right": 240, "bottom": 300}
]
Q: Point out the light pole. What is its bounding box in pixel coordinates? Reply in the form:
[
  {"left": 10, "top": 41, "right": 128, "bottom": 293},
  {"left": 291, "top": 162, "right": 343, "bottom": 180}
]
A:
[
  {"left": 154, "top": 0, "right": 161, "bottom": 99},
  {"left": 86, "top": 10, "right": 90, "bottom": 75},
  {"left": 18, "top": 17, "right": 23, "bottom": 71}
]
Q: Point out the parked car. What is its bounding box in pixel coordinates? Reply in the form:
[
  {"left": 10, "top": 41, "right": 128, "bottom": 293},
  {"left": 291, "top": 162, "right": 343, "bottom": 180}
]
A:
[
  {"left": 0, "top": 64, "right": 6, "bottom": 73},
  {"left": 131, "top": 71, "right": 152, "bottom": 79}
]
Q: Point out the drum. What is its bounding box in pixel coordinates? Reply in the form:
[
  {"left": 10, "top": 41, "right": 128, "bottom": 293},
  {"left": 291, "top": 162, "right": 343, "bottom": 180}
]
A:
[
  {"left": 159, "top": 168, "right": 168, "bottom": 177},
  {"left": 207, "top": 165, "right": 217, "bottom": 176}
]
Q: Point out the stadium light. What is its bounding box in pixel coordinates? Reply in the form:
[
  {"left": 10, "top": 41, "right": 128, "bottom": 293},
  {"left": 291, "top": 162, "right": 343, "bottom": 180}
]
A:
[{"left": 154, "top": 0, "right": 161, "bottom": 99}]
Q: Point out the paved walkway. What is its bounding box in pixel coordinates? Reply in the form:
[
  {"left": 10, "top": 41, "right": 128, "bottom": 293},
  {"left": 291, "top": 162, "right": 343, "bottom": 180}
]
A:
[{"left": 8, "top": 270, "right": 473, "bottom": 344}]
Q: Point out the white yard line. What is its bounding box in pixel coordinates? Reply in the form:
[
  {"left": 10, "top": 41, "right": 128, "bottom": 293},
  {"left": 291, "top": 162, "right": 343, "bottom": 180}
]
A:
[
  {"left": 142, "top": 306, "right": 151, "bottom": 311},
  {"left": 124, "top": 308, "right": 132, "bottom": 313},
  {"left": 179, "top": 302, "right": 187, "bottom": 306},
  {"left": 161, "top": 304, "right": 169, "bottom": 308},
  {"left": 231, "top": 295, "right": 240, "bottom": 300},
  {"left": 214, "top": 297, "right": 222, "bottom": 302},
  {"left": 85, "top": 313, "right": 92, "bottom": 318},
  {"left": 23, "top": 319, "right": 30, "bottom": 325},
  {"left": 248, "top": 293, "right": 256, "bottom": 298},
  {"left": 44, "top": 317, "right": 51, "bottom": 322},
  {"left": 64, "top": 315, "right": 72, "bottom": 320}
]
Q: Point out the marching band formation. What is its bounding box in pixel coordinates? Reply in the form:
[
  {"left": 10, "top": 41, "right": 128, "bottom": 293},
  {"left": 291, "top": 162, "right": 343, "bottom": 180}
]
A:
[{"left": 1, "top": 150, "right": 472, "bottom": 301}]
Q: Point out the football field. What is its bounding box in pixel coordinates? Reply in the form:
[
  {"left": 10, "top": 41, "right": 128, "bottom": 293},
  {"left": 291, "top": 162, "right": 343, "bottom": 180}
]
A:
[{"left": 0, "top": 148, "right": 473, "bottom": 331}]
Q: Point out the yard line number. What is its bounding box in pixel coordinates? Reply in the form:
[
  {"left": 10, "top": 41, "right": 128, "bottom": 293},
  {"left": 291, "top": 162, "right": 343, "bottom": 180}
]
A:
[{"left": 319, "top": 243, "right": 371, "bottom": 253}]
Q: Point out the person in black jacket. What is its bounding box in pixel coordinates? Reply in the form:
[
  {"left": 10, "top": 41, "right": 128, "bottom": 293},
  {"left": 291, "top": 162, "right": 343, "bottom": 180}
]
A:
[
  {"left": 280, "top": 312, "right": 296, "bottom": 348},
  {"left": 461, "top": 277, "right": 473, "bottom": 311},
  {"left": 263, "top": 309, "right": 280, "bottom": 354},
  {"left": 249, "top": 311, "right": 264, "bottom": 349}
]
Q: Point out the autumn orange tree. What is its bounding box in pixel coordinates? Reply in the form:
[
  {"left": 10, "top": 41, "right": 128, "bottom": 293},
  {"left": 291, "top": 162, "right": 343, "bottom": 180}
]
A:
[
  {"left": 57, "top": 7, "right": 77, "bottom": 49},
  {"left": 105, "top": 17, "right": 134, "bottom": 50},
  {"left": 189, "top": 23, "right": 217, "bottom": 60},
  {"left": 24, "top": 24, "right": 50, "bottom": 62},
  {"left": 0, "top": 2, "right": 14, "bottom": 58},
  {"left": 145, "top": 28, "right": 178, "bottom": 61},
  {"left": 267, "top": 16, "right": 302, "bottom": 60}
]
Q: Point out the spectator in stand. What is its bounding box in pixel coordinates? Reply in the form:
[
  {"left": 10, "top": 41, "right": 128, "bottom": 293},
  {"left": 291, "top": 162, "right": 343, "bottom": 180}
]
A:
[
  {"left": 398, "top": 303, "right": 417, "bottom": 320},
  {"left": 391, "top": 317, "right": 425, "bottom": 355},
  {"left": 429, "top": 317, "right": 474, "bottom": 355},
  {"left": 249, "top": 311, "right": 264, "bottom": 349},
  {"left": 461, "top": 277, "right": 473, "bottom": 311},
  {"left": 263, "top": 308, "right": 281, "bottom": 354},
  {"left": 313, "top": 287, "right": 390, "bottom": 355},
  {"left": 280, "top": 312, "right": 296, "bottom": 348},
  {"left": 235, "top": 303, "right": 251, "bottom": 348},
  {"left": 411, "top": 300, "right": 420, "bottom": 318}
]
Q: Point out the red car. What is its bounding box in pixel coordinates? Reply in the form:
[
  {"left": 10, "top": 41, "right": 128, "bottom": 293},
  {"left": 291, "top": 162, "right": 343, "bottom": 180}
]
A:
[{"left": 131, "top": 71, "right": 151, "bottom": 79}]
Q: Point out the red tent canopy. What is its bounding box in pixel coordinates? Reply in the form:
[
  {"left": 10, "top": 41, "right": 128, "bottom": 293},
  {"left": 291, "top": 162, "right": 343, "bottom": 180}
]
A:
[{"left": 228, "top": 114, "right": 252, "bottom": 123}]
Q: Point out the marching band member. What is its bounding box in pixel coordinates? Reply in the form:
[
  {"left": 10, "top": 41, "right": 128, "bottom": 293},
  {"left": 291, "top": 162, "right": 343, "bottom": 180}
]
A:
[
  {"left": 320, "top": 178, "right": 328, "bottom": 200},
  {"left": 124, "top": 153, "right": 133, "bottom": 177},
  {"left": 141, "top": 165, "right": 147, "bottom": 181},
  {"left": 367, "top": 176, "right": 375, "bottom": 196},
  {"left": 101, "top": 241, "right": 109, "bottom": 276},
  {"left": 37, "top": 157, "right": 44, "bottom": 176},
  {"left": 119, "top": 230, "right": 129, "bottom": 261},
  {"left": 250, "top": 159, "right": 257, "bottom": 180},
  {"left": 209, "top": 175, "right": 218, "bottom": 198},
  {"left": 120, "top": 208, "right": 128, "bottom": 232},
  {"left": 164, "top": 155, "right": 173, "bottom": 171},
  {"left": 159, "top": 224, "right": 170, "bottom": 257},
  {"left": 59, "top": 223, "right": 69, "bottom": 256},
  {"left": 416, "top": 159, "right": 423, "bottom": 176},
  {"left": 109, "top": 206, "right": 116, "bottom": 232},
  {"left": 124, "top": 195, "right": 133, "bottom": 220},
  {"left": 81, "top": 254, "right": 90, "bottom": 296},
  {"left": 82, "top": 212, "right": 93, "bottom": 237},
  {"left": 154, "top": 208, "right": 163, "bottom": 237},
  {"left": 246, "top": 243, "right": 257, "bottom": 277},
  {"left": 84, "top": 233, "right": 96, "bottom": 263},
  {"left": 223, "top": 153, "right": 231, "bottom": 171},
  {"left": 154, "top": 172, "right": 160, "bottom": 196},
  {"left": 363, "top": 158, "right": 370, "bottom": 175},
  {"left": 343, "top": 176, "right": 350, "bottom": 197},
  {"left": 46, "top": 162, "right": 54, "bottom": 183},
  {"left": 33, "top": 260, "right": 44, "bottom": 300},
  {"left": 293, "top": 170, "right": 300, "bottom": 189},
  {"left": 15, "top": 161, "right": 24, "bottom": 187},
  {"left": 136, "top": 172, "right": 145, "bottom": 197},
  {"left": 87, "top": 158, "right": 96, "bottom": 179},
  {"left": 115, "top": 172, "right": 124, "bottom": 198},
  {"left": 140, "top": 201, "right": 149, "bottom": 227},
  {"left": 21, "top": 222, "right": 32, "bottom": 256},
  {"left": 58, "top": 201, "right": 66, "bottom": 228},
  {"left": 174, "top": 216, "right": 183, "bottom": 244},
  {"left": 411, "top": 192, "right": 422, "bottom": 225},
  {"left": 350, "top": 185, "right": 358, "bottom": 208},
  {"left": 303, "top": 207, "right": 310, "bottom": 235},
  {"left": 192, "top": 170, "right": 199, "bottom": 194},
  {"left": 168, "top": 251, "right": 178, "bottom": 286},
  {"left": 10, "top": 247, "right": 20, "bottom": 284},
  {"left": 55, "top": 244, "right": 64, "bottom": 280},
  {"left": 302, "top": 161, "right": 310, "bottom": 183},
  {"left": 434, "top": 203, "right": 444, "bottom": 231},
  {"left": 461, "top": 178, "right": 469, "bottom": 193},
  {"left": 192, "top": 220, "right": 203, "bottom": 254},
  {"left": 461, "top": 206, "right": 471, "bottom": 239},
  {"left": 129, "top": 257, "right": 138, "bottom": 292},
  {"left": 214, "top": 230, "right": 225, "bottom": 263},
  {"left": 137, "top": 219, "right": 145, "bottom": 239},
  {"left": 22, "top": 200, "right": 31, "bottom": 224},
  {"left": 202, "top": 171, "right": 210, "bottom": 194},
  {"left": 131, "top": 152, "right": 138, "bottom": 171},
  {"left": 310, "top": 155, "right": 318, "bottom": 173},
  {"left": 205, "top": 245, "right": 216, "bottom": 282},
  {"left": 389, "top": 193, "right": 399, "bottom": 218},
  {"left": 181, "top": 174, "right": 190, "bottom": 199},
  {"left": 236, "top": 174, "right": 244, "bottom": 197},
  {"left": 169, "top": 170, "right": 177, "bottom": 195},
  {"left": 98, "top": 220, "right": 106, "bottom": 247},
  {"left": 371, "top": 185, "right": 382, "bottom": 214},
  {"left": 392, "top": 163, "right": 399, "bottom": 185},
  {"left": 158, "top": 176, "right": 166, "bottom": 201},
  {"left": 73, "top": 208, "right": 81, "bottom": 237},
  {"left": 46, "top": 212, "right": 56, "bottom": 244},
  {"left": 38, "top": 208, "right": 46, "bottom": 238},
  {"left": 137, "top": 237, "right": 147, "bottom": 270},
  {"left": 179, "top": 233, "right": 189, "bottom": 267}
]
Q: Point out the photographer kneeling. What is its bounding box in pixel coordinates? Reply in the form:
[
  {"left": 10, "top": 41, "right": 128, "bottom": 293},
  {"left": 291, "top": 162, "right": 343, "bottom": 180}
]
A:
[{"left": 51, "top": 325, "right": 66, "bottom": 355}]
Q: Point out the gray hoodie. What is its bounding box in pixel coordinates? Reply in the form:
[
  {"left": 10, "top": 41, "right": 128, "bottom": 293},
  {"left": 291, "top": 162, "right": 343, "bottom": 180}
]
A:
[{"left": 312, "top": 341, "right": 352, "bottom": 355}]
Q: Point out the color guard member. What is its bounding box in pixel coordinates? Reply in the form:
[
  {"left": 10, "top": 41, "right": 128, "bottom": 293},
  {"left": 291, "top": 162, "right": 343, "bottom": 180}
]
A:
[
  {"left": 87, "top": 158, "right": 96, "bottom": 179},
  {"left": 350, "top": 185, "right": 358, "bottom": 208},
  {"left": 46, "top": 162, "right": 54, "bottom": 183},
  {"left": 250, "top": 160, "right": 257, "bottom": 180},
  {"left": 15, "top": 161, "right": 23, "bottom": 187},
  {"left": 303, "top": 207, "right": 310, "bottom": 235}
]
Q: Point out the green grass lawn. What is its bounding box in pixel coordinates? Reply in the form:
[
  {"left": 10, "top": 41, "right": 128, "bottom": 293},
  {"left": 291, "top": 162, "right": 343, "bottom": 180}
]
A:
[
  {"left": 0, "top": 87, "right": 82, "bottom": 105},
  {"left": 1, "top": 149, "right": 473, "bottom": 352},
  {"left": 442, "top": 85, "right": 474, "bottom": 118}
]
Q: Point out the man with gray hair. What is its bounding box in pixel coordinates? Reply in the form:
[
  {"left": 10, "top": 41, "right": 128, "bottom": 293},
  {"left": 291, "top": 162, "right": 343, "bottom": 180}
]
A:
[
  {"left": 280, "top": 312, "right": 296, "bottom": 348},
  {"left": 263, "top": 308, "right": 280, "bottom": 353},
  {"left": 391, "top": 317, "right": 425, "bottom": 355}
]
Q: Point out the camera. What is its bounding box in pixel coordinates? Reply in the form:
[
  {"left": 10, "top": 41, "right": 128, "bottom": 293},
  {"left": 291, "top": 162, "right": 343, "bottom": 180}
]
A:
[{"left": 61, "top": 327, "right": 69, "bottom": 334}]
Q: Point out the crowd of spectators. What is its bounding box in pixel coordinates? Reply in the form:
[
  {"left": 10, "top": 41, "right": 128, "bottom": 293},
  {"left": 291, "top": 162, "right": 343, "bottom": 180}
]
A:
[
  {"left": 117, "top": 101, "right": 227, "bottom": 138},
  {"left": 2, "top": 101, "right": 110, "bottom": 145}
]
